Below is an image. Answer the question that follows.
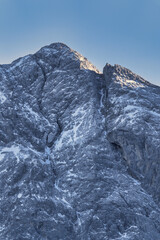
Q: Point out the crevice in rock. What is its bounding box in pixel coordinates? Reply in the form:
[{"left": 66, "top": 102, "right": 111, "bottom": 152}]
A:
[
  {"left": 56, "top": 118, "right": 63, "bottom": 135},
  {"left": 45, "top": 119, "right": 62, "bottom": 148},
  {"left": 111, "top": 142, "right": 123, "bottom": 153},
  {"left": 109, "top": 139, "right": 144, "bottom": 181},
  {"left": 118, "top": 191, "right": 131, "bottom": 208},
  {"left": 33, "top": 55, "right": 47, "bottom": 113}
]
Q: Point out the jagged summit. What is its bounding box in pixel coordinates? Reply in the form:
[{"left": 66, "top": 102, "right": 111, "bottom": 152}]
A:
[
  {"left": 1, "top": 42, "right": 100, "bottom": 74},
  {"left": 103, "top": 63, "right": 154, "bottom": 88},
  {"left": 0, "top": 43, "right": 160, "bottom": 239}
]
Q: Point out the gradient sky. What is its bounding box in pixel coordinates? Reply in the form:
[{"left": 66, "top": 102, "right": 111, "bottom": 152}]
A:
[{"left": 0, "top": 0, "right": 159, "bottom": 85}]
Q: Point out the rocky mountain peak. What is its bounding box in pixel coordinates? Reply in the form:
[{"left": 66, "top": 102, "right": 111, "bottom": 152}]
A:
[
  {"left": 0, "top": 43, "right": 160, "bottom": 240},
  {"left": 35, "top": 42, "right": 100, "bottom": 73}
]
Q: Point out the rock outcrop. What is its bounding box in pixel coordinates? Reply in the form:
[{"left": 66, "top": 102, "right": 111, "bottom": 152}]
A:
[{"left": 0, "top": 43, "right": 160, "bottom": 240}]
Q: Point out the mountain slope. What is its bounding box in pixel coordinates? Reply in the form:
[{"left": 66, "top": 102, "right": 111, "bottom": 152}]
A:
[{"left": 0, "top": 43, "right": 160, "bottom": 240}]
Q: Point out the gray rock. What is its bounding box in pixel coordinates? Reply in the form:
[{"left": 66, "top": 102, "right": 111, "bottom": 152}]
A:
[{"left": 0, "top": 43, "right": 160, "bottom": 239}]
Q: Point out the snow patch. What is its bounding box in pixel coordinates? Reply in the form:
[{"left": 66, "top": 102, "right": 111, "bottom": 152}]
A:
[
  {"left": 0, "top": 91, "right": 7, "bottom": 103},
  {"left": 0, "top": 153, "right": 5, "bottom": 161},
  {"left": 8, "top": 56, "right": 30, "bottom": 71},
  {"left": 67, "top": 170, "right": 77, "bottom": 178},
  {"left": 55, "top": 105, "right": 91, "bottom": 150},
  {"left": 39, "top": 147, "right": 51, "bottom": 165},
  {"left": 55, "top": 196, "right": 72, "bottom": 209},
  {"left": 18, "top": 193, "right": 22, "bottom": 198},
  {"left": 40, "top": 47, "right": 59, "bottom": 56},
  {"left": 149, "top": 110, "right": 160, "bottom": 118},
  {"left": 72, "top": 106, "right": 86, "bottom": 117},
  {"left": 58, "top": 213, "right": 65, "bottom": 218},
  {"left": 0, "top": 145, "right": 28, "bottom": 163},
  {"left": 0, "top": 146, "right": 20, "bottom": 162},
  {"left": 24, "top": 104, "right": 40, "bottom": 121},
  {"left": 54, "top": 69, "right": 66, "bottom": 73},
  {"left": 116, "top": 76, "right": 145, "bottom": 88},
  {"left": 100, "top": 89, "right": 105, "bottom": 108},
  {"left": 54, "top": 129, "right": 73, "bottom": 150}
]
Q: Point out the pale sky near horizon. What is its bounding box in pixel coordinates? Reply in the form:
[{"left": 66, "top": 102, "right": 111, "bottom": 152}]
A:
[{"left": 0, "top": 0, "right": 159, "bottom": 85}]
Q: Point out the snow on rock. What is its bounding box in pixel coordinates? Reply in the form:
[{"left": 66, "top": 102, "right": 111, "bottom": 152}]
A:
[{"left": 0, "top": 43, "right": 160, "bottom": 240}]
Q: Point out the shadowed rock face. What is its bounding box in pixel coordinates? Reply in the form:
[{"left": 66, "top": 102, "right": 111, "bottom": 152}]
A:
[{"left": 0, "top": 43, "right": 160, "bottom": 240}]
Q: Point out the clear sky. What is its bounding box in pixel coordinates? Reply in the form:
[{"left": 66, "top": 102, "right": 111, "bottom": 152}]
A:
[{"left": 0, "top": 0, "right": 159, "bottom": 85}]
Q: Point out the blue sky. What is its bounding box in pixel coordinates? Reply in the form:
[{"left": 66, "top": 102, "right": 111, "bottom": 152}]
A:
[{"left": 0, "top": 0, "right": 160, "bottom": 85}]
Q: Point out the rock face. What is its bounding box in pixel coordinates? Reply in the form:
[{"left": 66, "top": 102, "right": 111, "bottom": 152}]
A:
[{"left": 0, "top": 43, "right": 160, "bottom": 240}]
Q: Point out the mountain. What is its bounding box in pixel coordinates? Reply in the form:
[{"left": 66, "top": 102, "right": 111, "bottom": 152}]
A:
[{"left": 0, "top": 43, "right": 160, "bottom": 240}]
